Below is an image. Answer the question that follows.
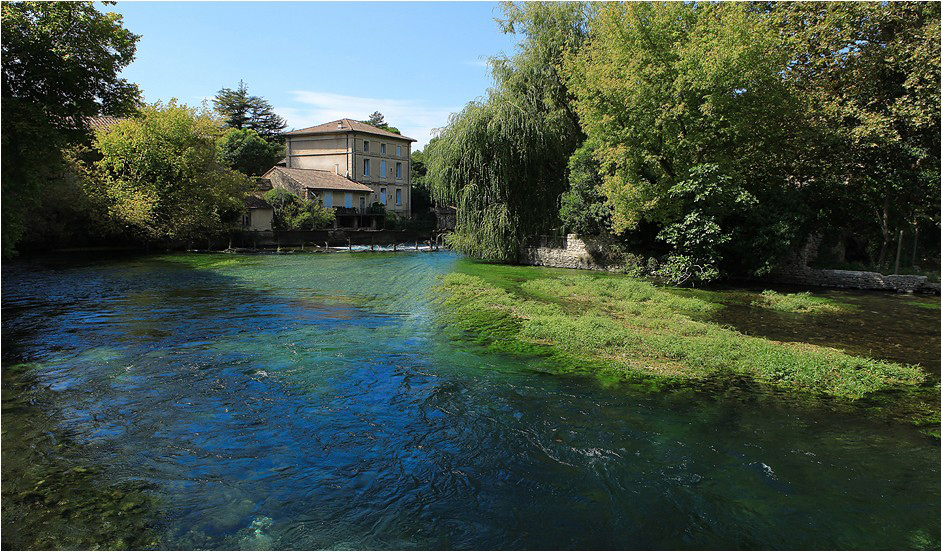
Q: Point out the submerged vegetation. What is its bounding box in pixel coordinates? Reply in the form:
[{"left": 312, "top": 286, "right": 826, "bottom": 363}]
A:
[
  {"left": 1, "top": 364, "right": 161, "bottom": 550},
  {"left": 752, "top": 290, "right": 847, "bottom": 314},
  {"left": 436, "top": 269, "right": 925, "bottom": 400}
]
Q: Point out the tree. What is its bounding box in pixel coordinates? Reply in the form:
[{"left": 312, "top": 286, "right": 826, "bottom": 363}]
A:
[
  {"left": 559, "top": 141, "right": 611, "bottom": 236},
  {"left": 86, "top": 101, "right": 251, "bottom": 242},
  {"left": 766, "top": 2, "right": 941, "bottom": 269},
  {"left": 366, "top": 111, "right": 386, "bottom": 127},
  {"left": 1, "top": 1, "right": 140, "bottom": 256},
  {"left": 262, "top": 188, "right": 335, "bottom": 230},
  {"left": 564, "top": 2, "right": 812, "bottom": 277},
  {"left": 213, "top": 80, "right": 252, "bottom": 130},
  {"left": 426, "top": 2, "right": 589, "bottom": 260},
  {"left": 217, "top": 128, "right": 282, "bottom": 176},
  {"left": 213, "top": 80, "right": 287, "bottom": 142},
  {"left": 361, "top": 111, "right": 400, "bottom": 135}
]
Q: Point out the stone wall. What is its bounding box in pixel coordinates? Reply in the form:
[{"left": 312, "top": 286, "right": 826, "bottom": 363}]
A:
[
  {"left": 519, "top": 235, "right": 623, "bottom": 272},
  {"left": 520, "top": 233, "right": 939, "bottom": 294},
  {"left": 762, "top": 233, "right": 937, "bottom": 293},
  {"left": 763, "top": 265, "right": 931, "bottom": 292}
]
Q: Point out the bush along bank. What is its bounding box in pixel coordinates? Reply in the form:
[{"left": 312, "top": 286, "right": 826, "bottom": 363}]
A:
[{"left": 433, "top": 268, "right": 937, "bottom": 433}]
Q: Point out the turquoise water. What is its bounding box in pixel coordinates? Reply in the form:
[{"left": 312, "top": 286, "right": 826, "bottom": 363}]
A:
[{"left": 2, "top": 252, "right": 939, "bottom": 549}]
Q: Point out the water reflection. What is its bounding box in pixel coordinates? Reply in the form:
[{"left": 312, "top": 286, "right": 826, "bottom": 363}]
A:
[{"left": 2, "top": 252, "right": 939, "bottom": 550}]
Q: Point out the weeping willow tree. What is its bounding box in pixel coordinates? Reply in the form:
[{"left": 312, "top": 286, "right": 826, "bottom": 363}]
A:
[{"left": 427, "top": 2, "right": 588, "bottom": 261}]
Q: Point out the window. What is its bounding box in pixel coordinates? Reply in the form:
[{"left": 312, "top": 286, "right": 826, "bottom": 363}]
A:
[
  {"left": 396, "top": 162, "right": 402, "bottom": 179},
  {"left": 363, "top": 140, "right": 370, "bottom": 152},
  {"left": 380, "top": 160, "right": 387, "bottom": 178},
  {"left": 380, "top": 187, "right": 387, "bottom": 206},
  {"left": 396, "top": 145, "right": 401, "bottom": 157},
  {"left": 344, "top": 192, "right": 353, "bottom": 208},
  {"left": 324, "top": 192, "right": 333, "bottom": 208},
  {"left": 396, "top": 188, "right": 402, "bottom": 205},
  {"left": 363, "top": 159, "right": 370, "bottom": 176},
  {"left": 380, "top": 143, "right": 386, "bottom": 155}
]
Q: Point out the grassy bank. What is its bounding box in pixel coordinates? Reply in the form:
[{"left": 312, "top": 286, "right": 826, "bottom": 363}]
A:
[{"left": 435, "top": 270, "right": 926, "bottom": 400}]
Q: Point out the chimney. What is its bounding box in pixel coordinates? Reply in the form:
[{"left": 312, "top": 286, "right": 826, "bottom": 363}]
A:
[{"left": 334, "top": 164, "right": 339, "bottom": 174}]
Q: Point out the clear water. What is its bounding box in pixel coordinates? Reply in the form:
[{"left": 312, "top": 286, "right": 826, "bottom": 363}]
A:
[{"left": 2, "top": 252, "right": 939, "bottom": 550}]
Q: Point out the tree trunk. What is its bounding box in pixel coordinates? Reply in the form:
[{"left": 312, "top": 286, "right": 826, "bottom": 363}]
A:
[{"left": 876, "top": 199, "right": 890, "bottom": 268}]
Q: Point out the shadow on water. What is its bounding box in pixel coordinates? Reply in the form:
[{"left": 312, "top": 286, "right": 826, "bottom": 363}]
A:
[
  {"left": 2, "top": 252, "right": 940, "bottom": 550},
  {"left": 672, "top": 281, "right": 941, "bottom": 378}
]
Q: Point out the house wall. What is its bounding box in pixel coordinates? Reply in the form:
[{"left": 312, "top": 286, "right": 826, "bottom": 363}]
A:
[
  {"left": 285, "top": 131, "right": 413, "bottom": 218},
  {"left": 288, "top": 135, "right": 350, "bottom": 175},
  {"left": 247, "top": 208, "right": 273, "bottom": 231},
  {"left": 312, "top": 190, "right": 371, "bottom": 209},
  {"left": 351, "top": 133, "right": 411, "bottom": 217}
]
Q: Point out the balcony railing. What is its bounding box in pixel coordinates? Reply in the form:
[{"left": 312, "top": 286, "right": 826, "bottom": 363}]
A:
[{"left": 333, "top": 206, "right": 386, "bottom": 216}]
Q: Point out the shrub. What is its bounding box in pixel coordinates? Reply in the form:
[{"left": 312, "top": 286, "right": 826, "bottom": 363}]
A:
[{"left": 263, "top": 188, "right": 335, "bottom": 230}]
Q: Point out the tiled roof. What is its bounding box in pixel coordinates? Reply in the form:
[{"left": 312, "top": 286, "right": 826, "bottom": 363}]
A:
[
  {"left": 285, "top": 118, "right": 416, "bottom": 142},
  {"left": 86, "top": 116, "right": 125, "bottom": 131},
  {"left": 263, "top": 167, "right": 374, "bottom": 192},
  {"left": 244, "top": 195, "right": 273, "bottom": 209}
]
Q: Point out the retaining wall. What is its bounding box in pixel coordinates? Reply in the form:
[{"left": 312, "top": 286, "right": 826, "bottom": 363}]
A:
[
  {"left": 519, "top": 235, "right": 623, "bottom": 272},
  {"left": 519, "top": 234, "right": 938, "bottom": 294},
  {"left": 762, "top": 234, "right": 936, "bottom": 293}
]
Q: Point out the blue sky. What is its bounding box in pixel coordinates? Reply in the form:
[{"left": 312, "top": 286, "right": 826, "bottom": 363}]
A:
[{"left": 102, "top": 2, "right": 521, "bottom": 148}]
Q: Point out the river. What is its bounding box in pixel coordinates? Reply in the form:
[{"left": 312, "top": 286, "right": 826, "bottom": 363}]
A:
[{"left": 2, "top": 252, "right": 939, "bottom": 549}]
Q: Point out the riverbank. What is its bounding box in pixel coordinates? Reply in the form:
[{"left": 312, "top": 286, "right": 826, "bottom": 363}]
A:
[
  {"left": 519, "top": 234, "right": 940, "bottom": 294},
  {"left": 435, "top": 263, "right": 938, "bottom": 430}
]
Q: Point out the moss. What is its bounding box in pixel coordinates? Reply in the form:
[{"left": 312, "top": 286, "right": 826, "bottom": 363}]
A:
[
  {"left": 435, "top": 271, "right": 926, "bottom": 400},
  {"left": 752, "top": 290, "right": 847, "bottom": 313}
]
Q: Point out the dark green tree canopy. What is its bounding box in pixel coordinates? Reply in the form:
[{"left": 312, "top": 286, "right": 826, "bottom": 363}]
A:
[
  {"left": 213, "top": 80, "right": 287, "bottom": 142},
  {"left": 2, "top": 1, "right": 141, "bottom": 126},
  {"left": 1, "top": 1, "right": 141, "bottom": 257},
  {"left": 217, "top": 128, "right": 282, "bottom": 177}
]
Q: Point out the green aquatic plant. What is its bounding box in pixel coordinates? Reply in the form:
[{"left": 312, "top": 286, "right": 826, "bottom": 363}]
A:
[
  {"left": 435, "top": 272, "right": 926, "bottom": 399},
  {"left": 752, "top": 290, "right": 846, "bottom": 313}
]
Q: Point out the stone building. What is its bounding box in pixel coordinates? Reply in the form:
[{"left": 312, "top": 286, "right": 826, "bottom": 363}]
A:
[
  {"left": 264, "top": 118, "right": 416, "bottom": 222},
  {"left": 242, "top": 195, "right": 274, "bottom": 232}
]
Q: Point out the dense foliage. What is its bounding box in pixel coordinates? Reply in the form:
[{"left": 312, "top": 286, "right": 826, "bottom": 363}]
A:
[
  {"left": 428, "top": 1, "right": 940, "bottom": 280},
  {"left": 217, "top": 128, "right": 282, "bottom": 176},
  {"left": 426, "top": 2, "right": 589, "bottom": 261},
  {"left": 1, "top": 1, "right": 140, "bottom": 256},
  {"left": 263, "top": 188, "right": 335, "bottom": 231},
  {"left": 83, "top": 102, "right": 251, "bottom": 242},
  {"left": 767, "top": 2, "right": 941, "bottom": 270},
  {"left": 213, "top": 80, "right": 286, "bottom": 142}
]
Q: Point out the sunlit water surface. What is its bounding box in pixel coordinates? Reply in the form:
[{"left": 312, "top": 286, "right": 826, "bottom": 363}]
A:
[{"left": 2, "top": 252, "right": 939, "bottom": 549}]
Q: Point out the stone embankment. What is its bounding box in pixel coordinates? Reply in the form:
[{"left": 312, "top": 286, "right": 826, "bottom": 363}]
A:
[
  {"left": 519, "top": 234, "right": 622, "bottom": 272},
  {"left": 764, "top": 234, "right": 938, "bottom": 293},
  {"left": 763, "top": 265, "right": 935, "bottom": 293},
  {"left": 519, "top": 234, "right": 939, "bottom": 294}
]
